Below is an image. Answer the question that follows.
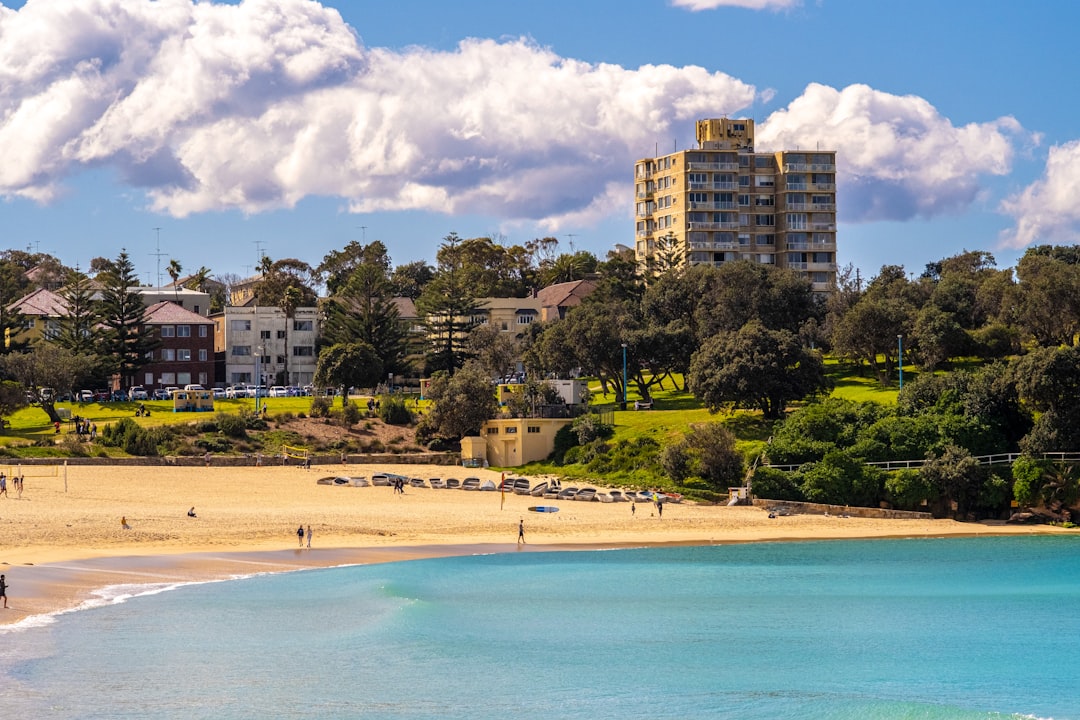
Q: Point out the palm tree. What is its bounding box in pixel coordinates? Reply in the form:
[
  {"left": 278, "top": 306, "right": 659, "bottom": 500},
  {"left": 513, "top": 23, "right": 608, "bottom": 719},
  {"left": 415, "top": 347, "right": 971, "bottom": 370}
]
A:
[{"left": 167, "top": 259, "right": 182, "bottom": 302}]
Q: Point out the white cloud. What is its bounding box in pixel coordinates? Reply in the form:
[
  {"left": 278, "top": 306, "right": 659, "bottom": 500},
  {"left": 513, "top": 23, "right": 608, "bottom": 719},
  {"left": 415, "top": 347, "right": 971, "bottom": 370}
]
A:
[
  {"left": 671, "top": 0, "right": 801, "bottom": 10},
  {"left": 757, "top": 83, "right": 1031, "bottom": 222},
  {"left": 999, "top": 140, "right": 1080, "bottom": 249},
  {"left": 0, "top": 0, "right": 757, "bottom": 228}
]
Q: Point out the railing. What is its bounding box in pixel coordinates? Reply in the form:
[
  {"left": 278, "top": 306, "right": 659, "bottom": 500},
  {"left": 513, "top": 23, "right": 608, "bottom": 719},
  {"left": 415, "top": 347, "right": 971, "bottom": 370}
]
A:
[
  {"left": 689, "top": 201, "right": 736, "bottom": 210},
  {"left": 811, "top": 183, "right": 835, "bottom": 191},
  {"left": 687, "top": 162, "right": 739, "bottom": 171},
  {"left": 688, "top": 221, "right": 739, "bottom": 230},
  {"left": 785, "top": 184, "right": 808, "bottom": 191},
  {"left": 690, "top": 242, "right": 739, "bottom": 251},
  {"left": 713, "top": 182, "right": 738, "bottom": 190},
  {"left": 811, "top": 203, "right": 836, "bottom": 211},
  {"left": 786, "top": 202, "right": 810, "bottom": 211},
  {"left": 786, "top": 261, "right": 808, "bottom": 270},
  {"left": 812, "top": 223, "right": 837, "bottom": 231},
  {"left": 765, "top": 451, "right": 1080, "bottom": 473}
]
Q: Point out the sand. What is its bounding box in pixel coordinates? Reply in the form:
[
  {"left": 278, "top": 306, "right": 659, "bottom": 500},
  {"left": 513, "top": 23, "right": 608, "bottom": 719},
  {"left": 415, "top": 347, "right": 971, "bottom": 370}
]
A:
[{"left": 0, "top": 463, "right": 1066, "bottom": 627}]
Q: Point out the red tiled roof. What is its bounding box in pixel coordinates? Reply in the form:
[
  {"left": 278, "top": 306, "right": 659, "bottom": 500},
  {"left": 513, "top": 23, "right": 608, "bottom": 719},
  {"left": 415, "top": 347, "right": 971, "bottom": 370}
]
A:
[
  {"left": 536, "top": 279, "right": 597, "bottom": 309},
  {"left": 142, "top": 301, "right": 214, "bottom": 325},
  {"left": 7, "top": 287, "right": 68, "bottom": 316}
]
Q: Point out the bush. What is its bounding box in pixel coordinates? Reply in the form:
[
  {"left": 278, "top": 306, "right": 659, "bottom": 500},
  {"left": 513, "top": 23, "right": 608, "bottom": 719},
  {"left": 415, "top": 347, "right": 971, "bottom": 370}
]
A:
[
  {"left": 378, "top": 395, "right": 412, "bottom": 426},
  {"left": 215, "top": 412, "right": 248, "bottom": 439},
  {"left": 572, "top": 413, "right": 613, "bottom": 445},
  {"left": 750, "top": 466, "right": 803, "bottom": 501},
  {"left": 310, "top": 396, "right": 332, "bottom": 418},
  {"left": 550, "top": 424, "right": 578, "bottom": 464},
  {"left": 342, "top": 400, "right": 362, "bottom": 427}
]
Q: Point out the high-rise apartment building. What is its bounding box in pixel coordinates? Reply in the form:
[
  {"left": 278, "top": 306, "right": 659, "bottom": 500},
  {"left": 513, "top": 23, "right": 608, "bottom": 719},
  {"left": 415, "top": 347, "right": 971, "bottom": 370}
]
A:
[{"left": 634, "top": 118, "right": 837, "bottom": 291}]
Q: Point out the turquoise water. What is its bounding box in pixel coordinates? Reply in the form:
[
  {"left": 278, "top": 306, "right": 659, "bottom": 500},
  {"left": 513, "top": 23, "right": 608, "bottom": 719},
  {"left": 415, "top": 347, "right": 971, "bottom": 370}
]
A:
[{"left": 2, "top": 537, "right": 1079, "bottom": 719}]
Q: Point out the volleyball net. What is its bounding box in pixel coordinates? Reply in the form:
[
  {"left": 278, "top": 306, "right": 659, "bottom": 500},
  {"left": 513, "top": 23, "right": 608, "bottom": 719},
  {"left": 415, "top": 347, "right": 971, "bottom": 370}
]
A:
[
  {"left": 0, "top": 463, "right": 60, "bottom": 478},
  {"left": 282, "top": 445, "right": 309, "bottom": 461}
]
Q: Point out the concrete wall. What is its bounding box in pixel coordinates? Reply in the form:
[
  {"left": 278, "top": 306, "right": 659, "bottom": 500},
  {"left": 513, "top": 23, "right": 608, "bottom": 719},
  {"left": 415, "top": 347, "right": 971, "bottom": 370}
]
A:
[{"left": 751, "top": 499, "right": 932, "bottom": 520}]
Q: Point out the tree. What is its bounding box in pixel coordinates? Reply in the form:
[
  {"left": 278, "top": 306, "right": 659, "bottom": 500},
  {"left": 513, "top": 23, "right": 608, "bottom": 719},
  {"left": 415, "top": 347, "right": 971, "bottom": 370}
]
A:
[
  {"left": 662, "top": 422, "right": 744, "bottom": 491},
  {"left": 0, "top": 344, "right": 92, "bottom": 423},
  {"left": 55, "top": 268, "right": 101, "bottom": 357},
  {"left": 689, "top": 321, "right": 829, "bottom": 419},
  {"left": 415, "top": 233, "right": 482, "bottom": 375},
  {"left": 320, "top": 242, "right": 409, "bottom": 376},
  {"left": 313, "top": 342, "right": 383, "bottom": 407},
  {"left": 1013, "top": 248, "right": 1080, "bottom": 347},
  {"left": 255, "top": 257, "right": 318, "bottom": 385},
  {"left": 416, "top": 362, "right": 498, "bottom": 442},
  {"left": 167, "top": 258, "right": 182, "bottom": 300},
  {"left": 1011, "top": 345, "right": 1080, "bottom": 452},
  {"left": 466, "top": 323, "right": 520, "bottom": 381},
  {"left": 801, "top": 450, "right": 884, "bottom": 507},
  {"left": 98, "top": 250, "right": 156, "bottom": 390},
  {"left": 919, "top": 444, "right": 985, "bottom": 517},
  {"left": 390, "top": 261, "right": 436, "bottom": 299},
  {"left": 0, "top": 379, "right": 28, "bottom": 424}
]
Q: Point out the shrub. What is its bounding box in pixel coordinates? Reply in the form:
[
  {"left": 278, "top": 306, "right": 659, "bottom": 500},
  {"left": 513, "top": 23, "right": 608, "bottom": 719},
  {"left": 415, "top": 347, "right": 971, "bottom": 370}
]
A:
[
  {"left": 215, "top": 412, "right": 247, "bottom": 439},
  {"left": 572, "top": 413, "right": 614, "bottom": 445},
  {"left": 750, "top": 466, "right": 803, "bottom": 501},
  {"left": 342, "top": 400, "right": 362, "bottom": 427},
  {"left": 378, "top": 395, "right": 412, "bottom": 425},
  {"left": 310, "top": 396, "right": 332, "bottom": 418},
  {"left": 550, "top": 424, "right": 577, "bottom": 464}
]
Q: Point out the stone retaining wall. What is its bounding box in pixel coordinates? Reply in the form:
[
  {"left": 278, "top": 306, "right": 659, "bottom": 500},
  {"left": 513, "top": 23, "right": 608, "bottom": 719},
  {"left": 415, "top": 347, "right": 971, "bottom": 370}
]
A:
[
  {"left": 3, "top": 453, "right": 462, "bottom": 468},
  {"left": 751, "top": 499, "right": 933, "bottom": 520}
]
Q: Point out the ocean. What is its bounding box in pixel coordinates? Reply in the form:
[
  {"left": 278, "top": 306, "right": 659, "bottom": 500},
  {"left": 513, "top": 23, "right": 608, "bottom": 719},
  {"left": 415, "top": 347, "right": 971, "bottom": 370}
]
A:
[{"left": 2, "top": 536, "right": 1078, "bottom": 719}]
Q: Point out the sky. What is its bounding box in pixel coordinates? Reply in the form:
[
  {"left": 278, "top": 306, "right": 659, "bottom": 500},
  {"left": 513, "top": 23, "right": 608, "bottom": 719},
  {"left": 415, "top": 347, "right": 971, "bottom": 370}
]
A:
[{"left": 2, "top": 0, "right": 1079, "bottom": 286}]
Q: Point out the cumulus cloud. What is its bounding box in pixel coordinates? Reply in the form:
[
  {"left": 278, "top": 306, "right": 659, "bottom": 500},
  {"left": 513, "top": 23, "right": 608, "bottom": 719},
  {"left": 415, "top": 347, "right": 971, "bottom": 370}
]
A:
[
  {"left": 757, "top": 83, "right": 1031, "bottom": 222},
  {"left": 0, "top": 0, "right": 757, "bottom": 228},
  {"left": 999, "top": 141, "right": 1080, "bottom": 248},
  {"left": 671, "top": 0, "right": 801, "bottom": 10}
]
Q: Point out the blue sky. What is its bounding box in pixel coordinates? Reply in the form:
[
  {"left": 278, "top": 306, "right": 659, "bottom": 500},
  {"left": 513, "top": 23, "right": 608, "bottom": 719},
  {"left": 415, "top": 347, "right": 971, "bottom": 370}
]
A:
[{"left": 1, "top": 0, "right": 1079, "bottom": 285}]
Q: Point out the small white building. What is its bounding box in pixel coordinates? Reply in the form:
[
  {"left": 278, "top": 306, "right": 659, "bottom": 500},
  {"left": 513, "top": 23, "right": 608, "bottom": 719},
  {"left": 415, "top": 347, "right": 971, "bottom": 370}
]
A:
[{"left": 212, "top": 305, "right": 320, "bottom": 387}]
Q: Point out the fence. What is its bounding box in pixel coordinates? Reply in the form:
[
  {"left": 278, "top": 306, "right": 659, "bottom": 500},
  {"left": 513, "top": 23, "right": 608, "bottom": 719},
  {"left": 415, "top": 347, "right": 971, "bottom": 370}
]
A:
[{"left": 765, "top": 451, "right": 1080, "bottom": 473}]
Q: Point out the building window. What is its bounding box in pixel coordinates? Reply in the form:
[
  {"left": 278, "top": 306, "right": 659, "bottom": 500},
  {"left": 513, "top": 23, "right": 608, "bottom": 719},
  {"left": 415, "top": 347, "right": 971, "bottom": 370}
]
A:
[
  {"left": 757, "top": 234, "right": 775, "bottom": 245},
  {"left": 199, "top": 325, "right": 208, "bottom": 337},
  {"left": 159, "top": 373, "right": 175, "bottom": 384},
  {"left": 787, "top": 213, "right": 808, "bottom": 230},
  {"left": 527, "top": 426, "right": 540, "bottom": 434},
  {"left": 276, "top": 355, "right": 286, "bottom": 365},
  {"left": 160, "top": 326, "right": 175, "bottom": 338},
  {"left": 178, "top": 372, "right": 191, "bottom": 385},
  {"left": 293, "top": 320, "right": 313, "bottom": 331},
  {"left": 198, "top": 349, "right": 207, "bottom": 361},
  {"left": 754, "top": 156, "right": 772, "bottom": 168},
  {"left": 231, "top": 320, "right": 251, "bottom": 331},
  {"left": 811, "top": 272, "right": 829, "bottom": 284},
  {"left": 517, "top": 315, "right": 534, "bottom": 325},
  {"left": 260, "top": 330, "right": 271, "bottom": 340},
  {"left": 178, "top": 349, "right": 191, "bottom": 361},
  {"left": 505, "top": 427, "right": 518, "bottom": 434},
  {"left": 232, "top": 346, "right": 251, "bottom": 356},
  {"left": 293, "top": 346, "right": 314, "bottom": 357},
  {"left": 755, "top": 215, "right": 775, "bottom": 226},
  {"left": 145, "top": 372, "right": 154, "bottom": 385},
  {"left": 161, "top": 348, "right": 176, "bottom": 361},
  {"left": 177, "top": 325, "right": 191, "bottom": 337},
  {"left": 198, "top": 372, "right": 208, "bottom": 385},
  {"left": 488, "top": 427, "right": 499, "bottom": 434},
  {"left": 754, "top": 175, "right": 775, "bottom": 187},
  {"left": 276, "top": 330, "right": 286, "bottom": 339}
]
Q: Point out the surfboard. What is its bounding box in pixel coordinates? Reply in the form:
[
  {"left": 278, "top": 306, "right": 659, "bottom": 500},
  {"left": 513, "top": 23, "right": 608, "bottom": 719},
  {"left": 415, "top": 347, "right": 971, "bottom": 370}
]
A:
[{"left": 528, "top": 506, "right": 559, "bottom": 513}]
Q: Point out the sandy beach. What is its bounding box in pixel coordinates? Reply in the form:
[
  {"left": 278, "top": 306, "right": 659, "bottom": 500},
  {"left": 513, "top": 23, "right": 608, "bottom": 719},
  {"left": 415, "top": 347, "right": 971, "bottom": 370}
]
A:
[{"left": 0, "top": 463, "right": 1067, "bottom": 627}]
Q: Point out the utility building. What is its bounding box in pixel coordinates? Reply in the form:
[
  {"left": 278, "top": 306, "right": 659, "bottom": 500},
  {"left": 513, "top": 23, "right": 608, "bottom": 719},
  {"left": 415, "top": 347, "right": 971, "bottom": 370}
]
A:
[{"left": 634, "top": 118, "right": 837, "bottom": 291}]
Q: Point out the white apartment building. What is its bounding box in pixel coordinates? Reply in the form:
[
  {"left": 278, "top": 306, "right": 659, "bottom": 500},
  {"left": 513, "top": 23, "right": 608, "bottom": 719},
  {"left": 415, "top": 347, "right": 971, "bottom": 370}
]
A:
[{"left": 212, "top": 305, "right": 320, "bottom": 387}]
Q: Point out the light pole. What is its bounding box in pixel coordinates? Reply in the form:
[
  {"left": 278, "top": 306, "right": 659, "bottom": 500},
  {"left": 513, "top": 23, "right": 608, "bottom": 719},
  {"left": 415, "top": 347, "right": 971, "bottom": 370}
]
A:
[
  {"left": 897, "top": 335, "right": 904, "bottom": 390},
  {"left": 255, "top": 345, "right": 263, "bottom": 413},
  {"left": 621, "top": 343, "right": 628, "bottom": 411}
]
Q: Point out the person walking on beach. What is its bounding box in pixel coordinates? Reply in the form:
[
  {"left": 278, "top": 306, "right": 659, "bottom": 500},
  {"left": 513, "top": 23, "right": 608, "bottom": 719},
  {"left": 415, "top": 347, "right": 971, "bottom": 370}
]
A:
[
  {"left": 631, "top": 501, "right": 635, "bottom": 517},
  {"left": 297, "top": 524, "right": 305, "bottom": 546},
  {"left": 657, "top": 501, "right": 663, "bottom": 519},
  {"left": 0, "top": 472, "right": 7, "bottom": 497},
  {"left": 121, "top": 516, "right": 131, "bottom": 530},
  {"left": 518, "top": 518, "right": 526, "bottom": 544},
  {"left": 306, "top": 524, "right": 312, "bottom": 548},
  {"left": 0, "top": 574, "right": 7, "bottom": 609}
]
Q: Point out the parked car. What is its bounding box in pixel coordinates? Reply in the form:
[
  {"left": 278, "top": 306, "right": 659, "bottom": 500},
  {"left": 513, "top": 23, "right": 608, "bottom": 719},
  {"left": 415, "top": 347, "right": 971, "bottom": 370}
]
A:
[
  {"left": 128, "top": 386, "right": 148, "bottom": 400},
  {"left": 184, "top": 384, "right": 205, "bottom": 391},
  {"left": 93, "top": 389, "right": 111, "bottom": 402},
  {"left": 269, "top": 386, "right": 288, "bottom": 397},
  {"left": 77, "top": 389, "right": 94, "bottom": 403},
  {"left": 111, "top": 390, "right": 128, "bottom": 401},
  {"left": 152, "top": 388, "right": 171, "bottom": 401},
  {"left": 212, "top": 387, "right": 227, "bottom": 399}
]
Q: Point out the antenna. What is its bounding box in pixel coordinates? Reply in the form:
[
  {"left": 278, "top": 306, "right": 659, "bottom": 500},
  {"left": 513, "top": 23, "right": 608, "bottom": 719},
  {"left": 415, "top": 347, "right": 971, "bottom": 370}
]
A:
[
  {"left": 566, "top": 233, "right": 577, "bottom": 252},
  {"left": 359, "top": 226, "right": 367, "bottom": 243},
  {"left": 150, "top": 228, "right": 166, "bottom": 286},
  {"left": 253, "top": 239, "right": 266, "bottom": 262}
]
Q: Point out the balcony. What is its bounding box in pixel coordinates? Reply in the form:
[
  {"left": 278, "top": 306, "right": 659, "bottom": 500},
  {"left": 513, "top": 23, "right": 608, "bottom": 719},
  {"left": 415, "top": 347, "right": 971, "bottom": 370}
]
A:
[
  {"left": 810, "top": 163, "right": 836, "bottom": 172},
  {"left": 808, "top": 262, "right": 838, "bottom": 272},
  {"left": 786, "top": 242, "right": 810, "bottom": 251},
  {"left": 810, "top": 203, "right": 836, "bottom": 211},
  {"left": 786, "top": 261, "right": 808, "bottom": 270},
  {"left": 786, "top": 202, "right": 810, "bottom": 211},
  {"left": 688, "top": 221, "right": 739, "bottom": 231},
  {"left": 687, "top": 162, "right": 739, "bottom": 171},
  {"left": 812, "top": 223, "right": 836, "bottom": 231},
  {"left": 690, "top": 242, "right": 739, "bottom": 251},
  {"left": 636, "top": 191, "right": 653, "bottom": 199},
  {"left": 784, "top": 163, "right": 811, "bottom": 172},
  {"left": 689, "top": 201, "right": 736, "bottom": 210},
  {"left": 785, "top": 184, "right": 808, "bottom": 191},
  {"left": 810, "top": 182, "right": 835, "bottom": 191},
  {"left": 713, "top": 182, "right": 738, "bottom": 190}
]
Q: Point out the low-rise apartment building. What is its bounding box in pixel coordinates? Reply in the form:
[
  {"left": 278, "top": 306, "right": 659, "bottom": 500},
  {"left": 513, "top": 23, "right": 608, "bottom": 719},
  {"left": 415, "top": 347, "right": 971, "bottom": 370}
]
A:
[{"left": 212, "top": 305, "right": 320, "bottom": 387}]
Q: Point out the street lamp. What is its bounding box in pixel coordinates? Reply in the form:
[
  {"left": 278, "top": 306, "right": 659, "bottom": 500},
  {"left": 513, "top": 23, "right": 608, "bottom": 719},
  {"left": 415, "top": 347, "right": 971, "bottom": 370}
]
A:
[
  {"left": 897, "top": 335, "right": 904, "bottom": 390},
  {"left": 621, "top": 343, "right": 628, "bottom": 410},
  {"left": 255, "top": 345, "right": 264, "bottom": 413}
]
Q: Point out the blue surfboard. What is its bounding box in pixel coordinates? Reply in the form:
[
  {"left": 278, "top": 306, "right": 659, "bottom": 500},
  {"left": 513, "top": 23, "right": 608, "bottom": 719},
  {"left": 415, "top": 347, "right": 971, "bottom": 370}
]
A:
[{"left": 528, "top": 506, "right": 559, "bottom": 513}]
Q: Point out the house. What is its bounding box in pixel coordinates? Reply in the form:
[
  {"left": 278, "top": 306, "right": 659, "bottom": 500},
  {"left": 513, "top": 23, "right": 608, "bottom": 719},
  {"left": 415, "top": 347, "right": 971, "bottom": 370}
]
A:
[
  {"left": 212, "top": 305, "right": 320, "bottom": 387},
  {"left": 139, "top": 301, "right": 216, "bottom": 391},
  {"left": 5, "top": 287, "right": 66, "bottom": 345},
  {"left": 536, "top": 279, "right": 597, "bottom": 321}
]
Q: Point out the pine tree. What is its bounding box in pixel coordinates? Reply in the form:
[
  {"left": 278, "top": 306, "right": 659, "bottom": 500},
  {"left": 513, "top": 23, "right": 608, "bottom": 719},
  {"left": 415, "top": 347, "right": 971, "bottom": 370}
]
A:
[
  {"left": 415, "top": 233, "right": 481, "bottom": 375},
  {"left": 55, "top": 268, "right": 101, "bottom": 356},
  {"left": 98, "top": 250, "right": 156, "bottom": 390}
]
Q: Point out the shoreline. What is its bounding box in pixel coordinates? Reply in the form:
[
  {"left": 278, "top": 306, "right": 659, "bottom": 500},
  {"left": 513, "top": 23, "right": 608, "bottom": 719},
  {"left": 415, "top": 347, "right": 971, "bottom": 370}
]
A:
[{"left": 1, "top": 464, "right": 1071, "bottom": 629}]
